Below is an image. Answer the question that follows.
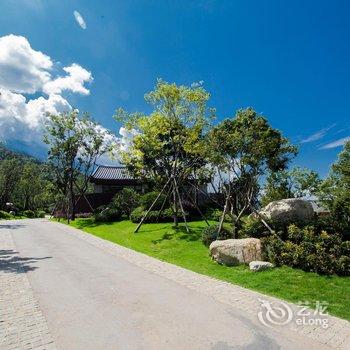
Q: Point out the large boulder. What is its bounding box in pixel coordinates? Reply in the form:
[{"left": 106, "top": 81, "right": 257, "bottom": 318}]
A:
[
  {"left": 259, "top": 198, "right": 314, "bottom": 224},
  {"left": 209, "top": 238, "right": 261, "bottom": 266}
]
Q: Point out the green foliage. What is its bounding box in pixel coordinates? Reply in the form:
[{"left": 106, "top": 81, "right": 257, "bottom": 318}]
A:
[
  {"left": 139, "top": 191, "right": 168, "bottom": 211},
  {"left": 208, "top": 108, "right": 297, "bottom": 227},
  {"left": 318, "top": 141, "right": 350, "bottom": 237},
  {"left": 130, "top": 206, "right": 174, "bottom": 223},
  {"left": 44, "top": 110, "right": 113, "bottom": 220},
  {"left": 239, "top": 216, "right": 271, "bottom": 238},
  {"left": 0, "top": 210, "right": 12, "bottom": 219},
  {"left": 262, "top": 224, "right": 350, "bottom": 276},
  {"left": 23, "top": 210, "right": 35, "bottom": 218},
  {"left": 112, "top": 188, "right": 140, "bottom": 216},
  {"left": 36, "top": 210, "right": 46, "bottom": 218},
  {"left": 261, "top": 167, "right": 321, "bottom": 207},
  {"left": 201, "top": 224, "right": 232, "bottom": 247},
  {"left": 94, "top": 206, "right": 122, "bottom": 222}
]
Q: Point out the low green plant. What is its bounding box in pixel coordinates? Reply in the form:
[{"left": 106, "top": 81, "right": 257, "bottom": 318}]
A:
[
  {"left": 130, "top": 206, "right": 174, "bottom": 223},
  {"left": 35, "top": 210, "right": 46, "bottom": 218},
  {"left": 140, "top": 191, "right": 168, "bottom": 211},
  {"left": 23, "top": 210, "right": 35, "bottom": 218},
  {"left": 0, "top": 210, "right": 12, "bottom": 219},
  {"left": 112, "top": 188, "right": 140, "bottom": 216},
  {"left": 201, "top": 224, "right": 232, "bottom": 247},
  {"left": 262, "top": 224, "right": 350, "bottom": 276},
  {"left": 94, "top": 206, "right": 122, "bottom": 222}
]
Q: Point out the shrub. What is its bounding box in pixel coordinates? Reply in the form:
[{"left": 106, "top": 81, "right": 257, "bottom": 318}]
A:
[
  {"left": 23, "top": 210, "right": 35, "bottom": 218},
  {"left": 112, "top": 188, "right": 140, "bottom": 216},
  {"left": 94, "top": 206, "right": 122, "bottom": 222},
  {"left": 140, "top": 191, "right": 168, "bottom": 211},
  {"left": 239, "top": 216, "right": 271, "bottom": 238},
  {"left": 0, "top": 210, "right": 12, "bottom": 219},
  {"left": 201, "top": 225, "right": 232, "bottom": 247},
  {"left": 35, "top": 210, "right": 46, "bottom": 218},
  {"left": 262, "top": 224, "right": 350, "bottom": 276},
  {"left": 130, "top": 206, "right": 174, "bottom": 223},
  {"left": 206, "top": 208, "right": 231, "bottom": 223}
]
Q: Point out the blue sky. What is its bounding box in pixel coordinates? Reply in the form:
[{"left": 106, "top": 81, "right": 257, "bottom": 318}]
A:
[{"left": 0, "top": 0, "right": 349, "bottom": 176}]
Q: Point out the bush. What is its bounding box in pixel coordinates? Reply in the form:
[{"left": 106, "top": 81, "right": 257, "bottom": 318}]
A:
[
  {"left": 130, "top": 206, "right": 174, "bottom": 223},
  {"left": 113, "top": 188, "right": 140, "bottom": 216},
  {"left": 262, "top": 224, "right": 350, "bottom": 276},
  {"left": 140, "top": 191, "right": 168, "bottom": 211},
  {"left": 94, "top": 206, "right": 122, "bottom": 222},
  {"left": 206, "top": 208, "right": 231, "bottom": 223},
  {"left": 23, "top": 210, "right": 35, "bottom": 218},
  {"left": 0, "top": 210, "right": 12, "bottom": 219},
  {"left": 35, "top": 210, "right": 46, "bottom": 218},
  {"left": 201, "top": 225, "right": 232, "bottom": 247},
  {"left": 239, "top": 216, "right": 271, "bottom": 238}
]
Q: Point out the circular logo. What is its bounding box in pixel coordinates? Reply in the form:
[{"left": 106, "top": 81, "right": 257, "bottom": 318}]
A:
[{"left": 258, "top": 298, "right": 293, "bottom": 328}]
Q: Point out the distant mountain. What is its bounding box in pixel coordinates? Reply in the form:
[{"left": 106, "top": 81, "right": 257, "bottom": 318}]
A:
[{"left": 0, "top": 142, "right": 39, "bottom": 162}]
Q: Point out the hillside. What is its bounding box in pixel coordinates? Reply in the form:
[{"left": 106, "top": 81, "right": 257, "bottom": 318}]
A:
[{"left": 0, "top": 142, "right": 37, "bottom": 162}]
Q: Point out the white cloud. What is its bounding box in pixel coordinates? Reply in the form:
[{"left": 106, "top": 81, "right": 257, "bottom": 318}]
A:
[
  {"left": 0, "top": 34, "right": 95, "bottom": 149},
  {"left": 0, "top": 34, "right": 52, "bottom": 94},
  {"left": 0, "top": 87, "right": 71, "bottom": 142},
  {"left": 43, "top": 64, "right": 92, "bottom": 95},
  {"left": 300, "top": 124, "right": 336, "bottom": 144},
  {"left": 119, "top": 127, "right": 138, "bottom": 151},
  {"left": 320, "top": 137, "right": 350, "bottom": 150},
  {"left": 74, "top": 11, "right": 87, "bottom": 29}
]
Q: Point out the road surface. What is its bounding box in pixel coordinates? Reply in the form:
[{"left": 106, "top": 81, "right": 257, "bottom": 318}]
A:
[{"left": 0, "top": 219, "right": 338, "bottom": 349}]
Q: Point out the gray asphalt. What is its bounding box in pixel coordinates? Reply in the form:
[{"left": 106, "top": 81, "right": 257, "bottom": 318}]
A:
[{"left": 3, "top": 219, "right": 329, "bottom": 350}]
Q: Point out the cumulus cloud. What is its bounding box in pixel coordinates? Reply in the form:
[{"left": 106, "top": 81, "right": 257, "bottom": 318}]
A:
[
  {"left": 300, "top": 124, "right": 336, "bottom": 144},
  {"left": 320, "top": 137, "right": 350, "bottom": 150},
  {"left": 74, "top": 11, "right": 87, "bottom": 29},
  {"left": 0, "top": 34, "right": 94, "bottom": 147},
  {"left": 0, "top": 34, "right": 52, "bottom": 94},
  {"left": 119, "top": 127, "right": 138, "bottom": 151},
  {"left": 43, "top": 64, "right": 92, "bottom": 95}
]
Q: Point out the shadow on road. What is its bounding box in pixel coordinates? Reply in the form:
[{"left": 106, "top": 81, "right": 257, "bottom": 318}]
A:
[
  {"left": 0, "top": 223, "right": 27, "bottom": 230},
  {"left": 0, "top": 249, "right": 52, "bottom": 274}
]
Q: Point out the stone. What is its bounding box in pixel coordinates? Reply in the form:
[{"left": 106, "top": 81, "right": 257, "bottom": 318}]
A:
[
  {"left": 249, "top": 261, "right": 274, "bottom": 272},
  {"left": 209, "top": 238, "right": 261, "bottom": 266},
  {"left": 259, "top": 198, "right": 314, "bottom": 224}
]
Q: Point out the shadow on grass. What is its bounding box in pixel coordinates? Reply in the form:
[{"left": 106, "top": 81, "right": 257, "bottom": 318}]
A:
[{"left": 152, "top": 225, "right": 203, "bottom": 244}]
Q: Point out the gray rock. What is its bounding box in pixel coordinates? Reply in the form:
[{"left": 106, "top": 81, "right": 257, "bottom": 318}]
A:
[
  {"left": 249, "top": 261, "right": 274, "bottom": 272},
  {"left": 209, "top": 238, "right": 261, "bottom": 266},
  {"left": 259, "top": 198, "right": 314, "bottom": 224}
]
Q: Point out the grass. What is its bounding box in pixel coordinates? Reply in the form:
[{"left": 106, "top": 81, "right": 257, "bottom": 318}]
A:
[{"left": 66, "top": 218, "right": 350, "bottom": 320}]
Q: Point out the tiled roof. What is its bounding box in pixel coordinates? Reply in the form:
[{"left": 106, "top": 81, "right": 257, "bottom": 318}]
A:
[{"left": 91, "top": 166, "right": 135, "bottom": 181}]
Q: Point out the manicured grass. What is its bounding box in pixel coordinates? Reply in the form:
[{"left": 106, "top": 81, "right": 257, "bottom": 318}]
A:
[{"left": 67, "top": 219, "right": 350, "bottom": 320}]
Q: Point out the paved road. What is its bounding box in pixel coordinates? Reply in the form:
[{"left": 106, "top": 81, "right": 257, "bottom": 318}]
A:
[{"left": 1, "top": 219, "right": 334, "bottom": 349}]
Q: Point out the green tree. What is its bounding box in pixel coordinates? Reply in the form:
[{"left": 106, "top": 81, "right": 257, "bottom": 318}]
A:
[
  {"left": 208, "top": 108, "right": 297, "bottom": 234},
  {"left": 0, "top": 159, "right": 22, "bottom": 209},
  {"left": 44, "top": 110, "right": 113, "bottom": 221},
  {"left": 116, "top": 80, "right": 214, "bottom": 227},
  {"left": 318, "top": 141, "right": 350, "bottom": 233},
  {"left": 261, "top": 167, "right": 321, "bottom": 207}
]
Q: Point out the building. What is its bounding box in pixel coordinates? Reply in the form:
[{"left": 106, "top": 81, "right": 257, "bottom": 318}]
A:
[{"left": 90, "top": 165, "right": 144, "bottom": 194}]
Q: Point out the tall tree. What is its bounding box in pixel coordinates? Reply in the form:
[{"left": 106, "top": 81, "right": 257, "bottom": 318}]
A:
[
  {"left": 0, "top": 159, "right": 22, "bottom": 209},
  {"left": 208, "top": 108, "right": 297, "bottom": 234},
  {"left": 318, "top": 141, "right": 350, "bottom": 234},
  {"left": 116, "top": 80, "right": 214, "bottom": 227},
  {"left": 44, "top": 110, "right": 113, "bottom": 221}
]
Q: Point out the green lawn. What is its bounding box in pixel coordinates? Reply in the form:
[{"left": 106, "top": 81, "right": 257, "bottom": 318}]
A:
[{"left": 67, "top": 219, "right": 350, "bottom": 320}]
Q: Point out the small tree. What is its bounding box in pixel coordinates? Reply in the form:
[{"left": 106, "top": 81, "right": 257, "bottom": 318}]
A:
[
  {"left": 116, "top": 80, "right": 214, "bottom": 228},
  {"left": 44, "top": 110, "right": 113, "bottom": 221},
  {"left": 208, "top": 108, "right": 297, "bottom": 234}
]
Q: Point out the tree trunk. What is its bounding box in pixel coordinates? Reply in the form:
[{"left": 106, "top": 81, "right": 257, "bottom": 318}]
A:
[{"left": 173, "top": 186, "right": 178, "bottom": 227}]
